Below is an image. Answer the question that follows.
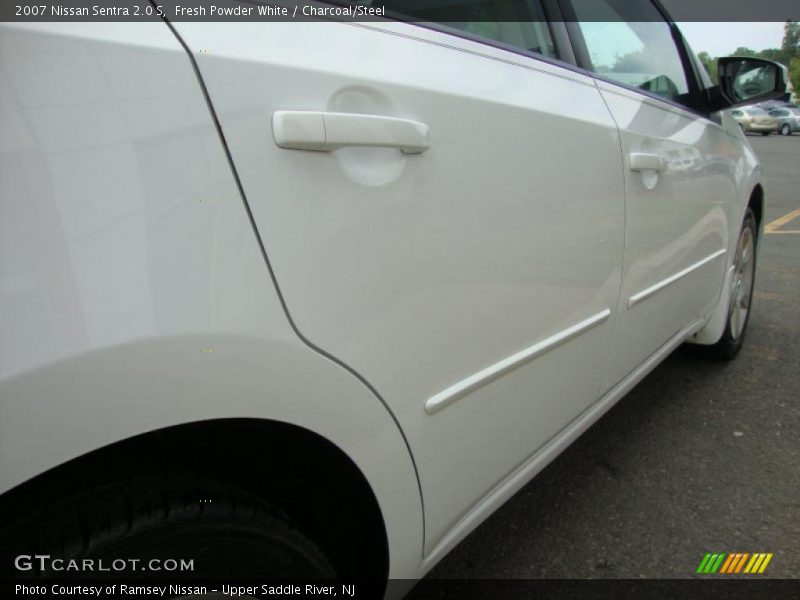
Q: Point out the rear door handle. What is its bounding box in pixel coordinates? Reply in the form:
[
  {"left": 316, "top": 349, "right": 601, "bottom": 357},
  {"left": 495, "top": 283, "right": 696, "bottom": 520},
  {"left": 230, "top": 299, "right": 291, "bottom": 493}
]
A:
[
  {"left": 272, "top": 111, "right": 430, "bottom": 154},
  {"left": 628, "top": 152, "right": 666, "bottom": 172}
]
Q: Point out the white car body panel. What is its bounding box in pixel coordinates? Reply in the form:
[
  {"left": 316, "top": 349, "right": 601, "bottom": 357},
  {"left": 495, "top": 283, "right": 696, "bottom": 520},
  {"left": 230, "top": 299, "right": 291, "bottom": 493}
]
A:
[
  {"left": 172, "top": 20, "right": 627, "bottom": 555},
  {"left": 691, "top": 110, "right": 764, "bottom": 345},
  {"left": 595, "top": 82, "right": 734, "bottom": 389},
  {"left": 0, "top": 14, "right": 769, "bottom": 586},
  {"left": 0, "top": 22, "right": 422, "bottom": 580}
]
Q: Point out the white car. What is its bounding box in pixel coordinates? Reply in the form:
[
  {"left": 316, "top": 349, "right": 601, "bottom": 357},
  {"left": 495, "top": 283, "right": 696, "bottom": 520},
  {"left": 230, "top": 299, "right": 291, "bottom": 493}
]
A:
[{"left": 0, "top": 0, "right": 786, "bottom": 594}]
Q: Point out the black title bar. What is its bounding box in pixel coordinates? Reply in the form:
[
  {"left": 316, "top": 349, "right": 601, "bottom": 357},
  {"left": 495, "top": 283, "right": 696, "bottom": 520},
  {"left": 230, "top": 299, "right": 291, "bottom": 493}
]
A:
[{"left": 2, "top": 0, "right": 800, "bottom": 23}]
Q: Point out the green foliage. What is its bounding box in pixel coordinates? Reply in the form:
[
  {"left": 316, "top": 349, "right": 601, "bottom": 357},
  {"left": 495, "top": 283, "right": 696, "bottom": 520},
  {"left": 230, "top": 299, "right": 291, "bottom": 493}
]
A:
[
  {"left": 782, "top": 21, "right": 800, "bottom": 59},
  {"left": 697, "top": 51, "right": 718, "bottom": 83},
  {"left": 789, "top": 57, "right": 800, "bottom": 102},
  {"left": 731, "top": 46, "right": 759, "bottom": 58},
  {"left": 758, "top": 48, "right": 784, "bottom": 63}
]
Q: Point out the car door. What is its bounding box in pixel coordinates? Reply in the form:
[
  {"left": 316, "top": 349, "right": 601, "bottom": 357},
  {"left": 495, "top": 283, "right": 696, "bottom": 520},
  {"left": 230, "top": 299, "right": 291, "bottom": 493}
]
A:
[
  {"left": 566, "top": 0, "right": 734, "bottom": 392},
  {"left": 172, "top": 1, "right": 626, "bottom": 554}
]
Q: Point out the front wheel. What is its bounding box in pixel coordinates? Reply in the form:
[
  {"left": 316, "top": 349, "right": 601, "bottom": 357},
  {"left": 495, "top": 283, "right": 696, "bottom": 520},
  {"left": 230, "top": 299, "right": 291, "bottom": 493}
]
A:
[
  {"left": 780, "top": 124, "right": 791, "bottom": 136},
  {"left": 703, "top": 209, "right": 758, "bottom": 360}
]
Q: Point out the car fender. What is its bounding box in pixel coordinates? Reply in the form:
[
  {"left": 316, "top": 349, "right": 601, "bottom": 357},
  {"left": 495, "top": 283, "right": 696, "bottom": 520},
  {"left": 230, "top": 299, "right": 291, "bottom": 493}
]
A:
[
  {"left": 0, "top": 333, "right": 423, "bottom": 579},
  {"left": 0, "top": 21, "right": 422, "bottom": 580},
  {"left": 690, "top": 118, "right": 764, "bottom": 345}
]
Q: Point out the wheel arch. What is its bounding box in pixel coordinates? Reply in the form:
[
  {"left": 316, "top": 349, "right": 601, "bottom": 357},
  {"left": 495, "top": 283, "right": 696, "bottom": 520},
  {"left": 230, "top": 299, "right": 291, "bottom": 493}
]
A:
[
  {"left": 0, "top": 335, "right": 424, "bottom": 580},
  {"left": 749, "top": 183, "right": 764, "bottom": 231},
  {"left": 0, "top": 417, "right": 389, "bottom": 580},
  {"left": 689, "top": 183, "right": 763, "bottom": 347}
]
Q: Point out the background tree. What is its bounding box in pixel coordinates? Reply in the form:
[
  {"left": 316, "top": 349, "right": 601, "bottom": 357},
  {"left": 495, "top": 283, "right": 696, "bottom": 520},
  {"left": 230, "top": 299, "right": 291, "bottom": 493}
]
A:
[
  {"left": 731, "top": 46, "right": 759, "bottom": 58},
  {"left": 781, "top": 21, "right": 800, "bottom": 61},
  {"left": 697, "top": 51, "right": 718, "bottom": 83},
  {"left": 611, "top": 49, "right": 650, "bottom": 73},
  {"left": 781, "top": 21, "right": 800, "bottom": 98},
  {"left": 758, "top": 48, "right": 785, "bottom": 63},
  {"left": 789, "top": 57, "right": 800, "bottom": 101}
]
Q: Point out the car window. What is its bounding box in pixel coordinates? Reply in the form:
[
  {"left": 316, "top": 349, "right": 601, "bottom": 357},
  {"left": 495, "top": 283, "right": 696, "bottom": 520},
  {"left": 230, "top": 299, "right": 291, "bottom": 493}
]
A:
[
  {"left": 381, "top": 0, "right": 556, "bottom": 58},
  {"left": 731, "top": 110, "right": 743, "bottom": 117},
  {"left": 771, "top": 110, "right": 788, "bottom": 116},
  {"left": 570, "top": 0, "right": 690, "bottom": 104}
]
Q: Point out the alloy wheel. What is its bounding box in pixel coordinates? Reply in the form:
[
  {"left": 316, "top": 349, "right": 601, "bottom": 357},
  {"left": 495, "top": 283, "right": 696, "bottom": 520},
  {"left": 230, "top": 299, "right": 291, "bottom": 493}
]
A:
[{"left": 729, "top": 227, "right": 755, "bottom": 340}]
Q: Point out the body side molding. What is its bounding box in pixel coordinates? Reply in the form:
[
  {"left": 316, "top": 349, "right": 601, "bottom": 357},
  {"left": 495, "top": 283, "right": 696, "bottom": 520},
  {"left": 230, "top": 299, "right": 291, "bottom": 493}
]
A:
[
  {"left": 425, "top": 309, "right": 612, "bottom": 415},
  {"left": 628, "top": 249, "right": 727, "bottom": 309},
  {"left": 421, "top": 314, "right": 706, "bottom": 570}
]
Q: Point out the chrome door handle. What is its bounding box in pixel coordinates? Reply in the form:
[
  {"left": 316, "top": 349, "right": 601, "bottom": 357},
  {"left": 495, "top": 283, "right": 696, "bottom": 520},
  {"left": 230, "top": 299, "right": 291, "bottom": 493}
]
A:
[
  {"left": 272, "top": 111, "right": 430, "bottom": 154},
  {"left": 628, "top": 152, "right": 666, "bottom": 172}
]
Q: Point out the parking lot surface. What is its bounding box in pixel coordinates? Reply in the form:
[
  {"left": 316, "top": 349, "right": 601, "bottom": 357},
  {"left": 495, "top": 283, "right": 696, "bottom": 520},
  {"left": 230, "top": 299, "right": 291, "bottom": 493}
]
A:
[{"left": 413, "top": 135, "right": 800, "bottom": 582}]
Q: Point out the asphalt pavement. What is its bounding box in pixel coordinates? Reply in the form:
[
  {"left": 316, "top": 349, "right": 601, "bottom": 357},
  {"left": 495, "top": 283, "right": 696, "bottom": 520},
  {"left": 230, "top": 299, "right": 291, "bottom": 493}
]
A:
[{"left": 410, "top": 134, "right": 800, "bottom": 585}]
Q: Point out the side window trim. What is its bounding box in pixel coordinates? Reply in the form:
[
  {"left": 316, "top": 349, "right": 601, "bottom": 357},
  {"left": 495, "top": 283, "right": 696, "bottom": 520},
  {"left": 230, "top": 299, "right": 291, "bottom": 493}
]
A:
[
  {"left": 554, "top": 0, "right": 593, "bottom": 70},
  {"left": 665, "top": 20, "right": 707, "bottom": 112},
  {"left": 557, "top": 0, "right": 708, "bottom": 116},
  {"left": 540, "top": 0, "right": 577, "bottom": 65},
  {"left": 373, "top": 1, "right": 579, "bottom": 68},
  {"left": 384, "top": 20, "right": 569, "bottom": 67}
]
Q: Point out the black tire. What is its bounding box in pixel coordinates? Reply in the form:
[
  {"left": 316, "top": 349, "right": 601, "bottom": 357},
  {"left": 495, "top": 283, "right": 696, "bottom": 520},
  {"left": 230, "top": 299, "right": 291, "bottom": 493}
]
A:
[
  {"left": 780, "top": 124, "right": 791, "bottom": 136},
  {"left": 700, "top": 209, "right": 758, "bottom": 361},
  {"left": 3, "top": 476, "right": 336, "bottom": 580}
]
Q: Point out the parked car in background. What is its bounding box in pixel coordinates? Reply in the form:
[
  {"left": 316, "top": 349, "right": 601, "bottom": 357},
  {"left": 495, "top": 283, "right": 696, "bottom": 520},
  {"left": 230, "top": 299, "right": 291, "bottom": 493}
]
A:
[
  {"left": 768, "top": 107, "right": 800, "bottom": 135},
  {"left": 0, "top": 1, "right": 787, "bottom": 594},
  {"left": 731, "top": 107, "right": 778, "bottom": 135}
]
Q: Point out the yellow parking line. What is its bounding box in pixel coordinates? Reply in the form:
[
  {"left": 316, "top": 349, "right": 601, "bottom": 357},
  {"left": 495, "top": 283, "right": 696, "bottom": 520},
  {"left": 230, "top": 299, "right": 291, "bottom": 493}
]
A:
[{"left": 765, "top": 209, "right": 800, "bottom": 234}]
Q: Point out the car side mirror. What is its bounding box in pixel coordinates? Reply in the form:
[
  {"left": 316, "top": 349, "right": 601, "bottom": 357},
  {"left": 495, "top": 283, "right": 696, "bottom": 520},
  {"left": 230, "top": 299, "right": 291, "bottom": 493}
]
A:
[{"left": 707, "top": 57, "right": 787, "bottom": 113}]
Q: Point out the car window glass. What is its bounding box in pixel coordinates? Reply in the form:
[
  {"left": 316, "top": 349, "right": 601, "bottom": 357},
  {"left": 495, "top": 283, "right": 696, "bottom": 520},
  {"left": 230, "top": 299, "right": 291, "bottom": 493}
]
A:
[
  {"left": 381, "top": 0, "right": 556, "bottom": 58},
  {"left": 571, "top": 0, "right": 689, "bottom": 103}
]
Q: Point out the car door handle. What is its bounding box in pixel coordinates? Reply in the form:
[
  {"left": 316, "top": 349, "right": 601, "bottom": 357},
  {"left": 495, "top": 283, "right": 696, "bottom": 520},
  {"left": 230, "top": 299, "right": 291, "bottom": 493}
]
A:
[
  {"left": 272, "top": 111, "right": 430, "bottom": 154},
  {"left": 628, "top": 152, "right": 666, "bottom": 172}
]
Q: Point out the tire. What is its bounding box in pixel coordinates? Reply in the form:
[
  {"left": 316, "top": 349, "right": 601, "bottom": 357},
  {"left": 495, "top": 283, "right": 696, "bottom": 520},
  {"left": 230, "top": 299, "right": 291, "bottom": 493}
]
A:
[
  {"left": 2, "top": 476, "right": 336, "bottom": 580},
  {"left": 701, "top": 208, "right": 758, "bottom": 360},
  {"left": 780, "top": 124, "right": 791, "bottom": 136}
]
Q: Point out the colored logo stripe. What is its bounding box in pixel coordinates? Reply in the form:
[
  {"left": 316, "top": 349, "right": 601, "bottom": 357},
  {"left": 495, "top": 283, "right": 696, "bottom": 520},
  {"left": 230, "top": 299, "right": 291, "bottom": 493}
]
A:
[
  {"left": 720, "top": 553, "right": 749, "bottom": 573},
  {"left": 747, "top": 553, "right": 773, "bottom": 574},
  {"left": 697, "top": 553, "right": 726, "bottom": 573},
  {"left": 719, "top": 553, "right": 736, "bottom": 573},
  {"left": 698, "top": 552, "right": 773, "bottom": 574}
]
